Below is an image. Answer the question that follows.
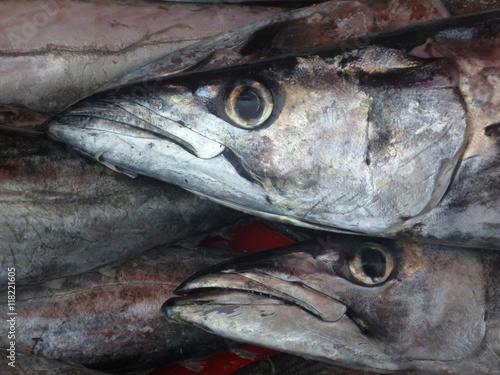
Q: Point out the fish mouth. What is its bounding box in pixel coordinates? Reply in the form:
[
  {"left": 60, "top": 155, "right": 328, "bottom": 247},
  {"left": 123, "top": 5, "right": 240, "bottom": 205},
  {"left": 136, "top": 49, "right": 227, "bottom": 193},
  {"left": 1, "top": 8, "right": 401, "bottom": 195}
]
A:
[
  {"left": 161, "top": 242, "right": 395, "bottom": 370},
  {"left": 44, "top": 85, "right": 273, "bottom": 213},
  {"left": 165, "top": 269, "right": 347, "bottom": 323},
  {"left": 46, "top": 92, "right": 226, "bottom": 160},
  {"left": 162, "top": 243, "right": 347, "bottom": 324},
  {"left": 44, "top": 84, "right": 288, "bottom": 221}
]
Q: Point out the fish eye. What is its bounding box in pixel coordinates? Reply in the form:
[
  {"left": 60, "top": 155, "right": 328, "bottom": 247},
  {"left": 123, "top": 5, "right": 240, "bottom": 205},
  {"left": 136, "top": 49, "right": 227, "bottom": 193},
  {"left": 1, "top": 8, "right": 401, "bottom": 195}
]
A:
[
  {"left": 224, "top": 79, "right": 273, "bottom": 129},
  {"left": 348, "top": 243, "right": 393, "bottom": 286}
]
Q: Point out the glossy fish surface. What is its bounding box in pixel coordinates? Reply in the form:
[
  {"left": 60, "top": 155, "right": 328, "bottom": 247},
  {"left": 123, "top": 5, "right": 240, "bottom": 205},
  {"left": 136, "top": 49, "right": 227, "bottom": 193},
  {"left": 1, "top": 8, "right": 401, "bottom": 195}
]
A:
[
  {"left": 163, "top": 234, "right": 500, "bottom": 374},
  {"left": 0, "top": 133, "right": 242, "bottom": 286},
  {"left": 0, "top": 0, "right": 282, "bottom": 131},
  {"left": 0, "top": 245, "right": 241, "bottom": 374},
  {"left": 45, "top": 10, "right": 500, "bottom": 250}
]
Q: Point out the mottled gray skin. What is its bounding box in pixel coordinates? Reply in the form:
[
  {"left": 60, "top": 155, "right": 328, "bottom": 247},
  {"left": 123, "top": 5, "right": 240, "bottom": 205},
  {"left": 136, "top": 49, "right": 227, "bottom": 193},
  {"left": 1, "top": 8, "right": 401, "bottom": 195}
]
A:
[
  {"left": 46, "top": 11, "right": 499, "bottom": 250},
  {"left": 0, "top": 133, "right": 243, "bottom": 286},
  {"left": 164, "top": 235, "right": 500, "bottom": 374},
  {"left": 0, "top": 353, "right": 109, "bottom": 375},
  {"left": 0, "top": 246, "right": 241, "bottom": 374},
  {"left": 233, "top": 353, "right": 390, "bottom": 375},
  {"left": 0, "top": 0, "right": 282, "bottom": 131}
]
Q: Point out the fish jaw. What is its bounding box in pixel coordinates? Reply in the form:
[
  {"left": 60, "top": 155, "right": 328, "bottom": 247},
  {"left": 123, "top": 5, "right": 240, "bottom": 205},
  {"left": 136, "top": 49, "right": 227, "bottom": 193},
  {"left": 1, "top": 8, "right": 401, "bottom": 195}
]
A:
[{"left": 163, "top": 236, "right": 491, "bottom": 374}]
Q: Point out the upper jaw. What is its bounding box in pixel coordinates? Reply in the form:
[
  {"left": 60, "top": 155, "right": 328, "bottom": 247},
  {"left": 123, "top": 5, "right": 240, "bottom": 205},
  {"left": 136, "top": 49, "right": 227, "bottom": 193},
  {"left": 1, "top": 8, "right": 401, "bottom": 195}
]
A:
[{"left": 161, "top": 243, "right": 398, "bottom": 372}]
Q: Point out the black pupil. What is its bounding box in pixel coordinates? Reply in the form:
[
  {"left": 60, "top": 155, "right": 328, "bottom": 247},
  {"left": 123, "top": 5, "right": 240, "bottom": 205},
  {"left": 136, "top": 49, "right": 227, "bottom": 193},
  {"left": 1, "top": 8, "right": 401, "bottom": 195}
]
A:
[
  {"left": 235, "top": 88, "right": 262, "bottom": 121},
  {"left": 360, "top": 248, "right": 386, "bottom": 280}
]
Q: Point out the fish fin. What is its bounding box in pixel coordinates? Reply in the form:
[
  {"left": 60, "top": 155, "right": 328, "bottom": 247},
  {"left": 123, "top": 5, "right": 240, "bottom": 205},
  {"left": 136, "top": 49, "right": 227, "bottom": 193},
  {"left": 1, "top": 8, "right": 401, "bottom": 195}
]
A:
[
  {"left": 180, "top": 359, "right": 208, "bottom": 372},
  {"left": 230, "top": 348, "right": 260, "bottom": 361}
]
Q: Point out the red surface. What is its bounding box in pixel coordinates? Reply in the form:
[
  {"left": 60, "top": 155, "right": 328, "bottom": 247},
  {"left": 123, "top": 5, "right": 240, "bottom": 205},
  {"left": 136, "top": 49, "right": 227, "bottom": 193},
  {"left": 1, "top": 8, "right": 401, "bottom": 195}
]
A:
[
  {"left": 150, "top": 345, "right": 282, "bottom": 375},
  {"left": 200, "top": 220, "right": 295, "bottom": 253},
  {"left": 151, "top": 221, "right": 294, "bottom": 375}
]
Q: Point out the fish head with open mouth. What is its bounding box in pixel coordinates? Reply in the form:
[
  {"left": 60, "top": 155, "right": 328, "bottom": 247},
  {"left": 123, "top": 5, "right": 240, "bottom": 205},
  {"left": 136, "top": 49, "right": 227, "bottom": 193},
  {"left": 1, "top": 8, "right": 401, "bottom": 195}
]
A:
[{"left": 162, "top": 234, "right": 500, "bottom": 374}]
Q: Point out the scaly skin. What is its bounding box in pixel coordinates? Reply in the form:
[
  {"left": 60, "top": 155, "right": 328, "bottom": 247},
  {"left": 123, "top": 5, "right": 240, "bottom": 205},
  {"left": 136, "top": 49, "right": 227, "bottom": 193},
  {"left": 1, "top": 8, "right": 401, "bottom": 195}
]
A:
[{"left": 164, "top": 234, "right": 500, "bottom": 374}]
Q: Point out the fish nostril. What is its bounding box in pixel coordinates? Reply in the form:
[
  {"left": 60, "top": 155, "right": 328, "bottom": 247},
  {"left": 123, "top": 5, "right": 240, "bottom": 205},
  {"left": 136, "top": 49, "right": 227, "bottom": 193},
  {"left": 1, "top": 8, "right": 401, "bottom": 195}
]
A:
[{"left": 485, "top": 123, "right": 500, "bottom": 144}]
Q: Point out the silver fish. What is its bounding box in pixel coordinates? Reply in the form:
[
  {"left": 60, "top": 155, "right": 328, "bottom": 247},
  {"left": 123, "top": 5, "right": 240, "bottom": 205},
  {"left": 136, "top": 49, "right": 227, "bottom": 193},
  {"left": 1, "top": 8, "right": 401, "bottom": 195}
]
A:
[
  {"left": 163, "top": 234, "right": 500, "bottom": 374},
  {"left": 1, "top": 245, "right": 241, "bottom": 374},
  {"left": 0, "top": 133, "right": 243, "bottom": 286},
  {"left": 45, "top": 10, "right": 500, "bottom": 250},
  {"left": 0, "top": 0, "right": 282, "bottom": 131}
]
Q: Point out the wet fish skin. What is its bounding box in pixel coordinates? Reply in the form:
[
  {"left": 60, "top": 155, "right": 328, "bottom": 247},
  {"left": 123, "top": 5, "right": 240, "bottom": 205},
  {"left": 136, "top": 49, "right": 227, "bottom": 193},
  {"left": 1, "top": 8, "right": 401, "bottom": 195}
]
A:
[
  {"left": 164, "top": 235, "right": 500, "bottom": 374},
  {"left": 46, "top": 11, "right": 500, "bottom": 250},
  {"left": 0, "top": 245, "right": 242, "bottom": 374},
  {"left": 442, "top": 0, "right": 500, "bottom": 15},
  {"left": 0, "top": 0, "right": 283, "bottom": 131},
  {"left": 0, "top": 133, "right": 243, "bottom": 286},
  {"left": 108, "top": 0, "right": 448, "bottom": 88},
  {"left": 0, "top": 353, "right": 110, "bottom": 375}
]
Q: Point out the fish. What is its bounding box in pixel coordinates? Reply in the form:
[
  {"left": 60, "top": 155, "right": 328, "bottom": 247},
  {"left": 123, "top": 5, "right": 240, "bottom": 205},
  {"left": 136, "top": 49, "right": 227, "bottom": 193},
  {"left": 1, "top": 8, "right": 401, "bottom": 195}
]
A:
[
  {"left": 0, "top": 245, "right": 242, "bottom": 374},
  {"left": 163, "top": 234, "right": 500, "bottom": 375},
  {"left": 0, "top": 133, "right": 243, "bottom": 286},
  {"left": 0, "top": 0, "right": 283, "bottom": 131},
  {"left": 45, "top": 9, "right": 500, "bottom": 250}
]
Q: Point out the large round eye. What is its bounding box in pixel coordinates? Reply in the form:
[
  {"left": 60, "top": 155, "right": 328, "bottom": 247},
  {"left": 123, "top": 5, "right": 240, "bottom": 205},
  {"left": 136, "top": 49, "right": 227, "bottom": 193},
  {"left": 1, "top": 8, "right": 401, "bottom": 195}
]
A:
[
  {"left": 348, "top": 243, "right": 393, "bottom": 286},
  {"left": 224, "top": 79, "right": 273, "bottom": 129}
]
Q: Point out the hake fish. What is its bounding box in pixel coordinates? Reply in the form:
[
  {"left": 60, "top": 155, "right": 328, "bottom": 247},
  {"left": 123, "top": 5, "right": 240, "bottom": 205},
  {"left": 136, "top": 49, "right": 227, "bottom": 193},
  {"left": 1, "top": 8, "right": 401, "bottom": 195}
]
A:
[
  {"left": 1, "top": 245, "right": 241, "bottom": 374},
  {"left": 163, "top": 234, "right": 500, "bottom": 374},
  {"left": 45, "top": 10, "right": 500, "bottom": 250}
]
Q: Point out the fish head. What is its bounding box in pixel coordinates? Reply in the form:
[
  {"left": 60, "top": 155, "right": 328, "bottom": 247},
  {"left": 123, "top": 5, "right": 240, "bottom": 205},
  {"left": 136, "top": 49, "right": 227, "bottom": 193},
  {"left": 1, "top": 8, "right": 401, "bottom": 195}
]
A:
[
  {"left": 45, "top": 43, "right": 466, "bottom": 233},
  {"left": 163, "top": 235, "right": 489, "bottom": 373}
]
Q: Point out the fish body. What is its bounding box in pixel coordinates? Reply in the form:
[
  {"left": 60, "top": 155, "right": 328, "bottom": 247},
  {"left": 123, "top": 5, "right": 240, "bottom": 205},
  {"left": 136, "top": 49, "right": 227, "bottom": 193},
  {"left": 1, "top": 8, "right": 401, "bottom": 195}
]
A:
[
  {"left": 164, "top": 234, "right": 500, "bottom": 374},
  {"left": 0, "top": 0, "right": 283, "bottom": 131},
  {"left": 0, "top": 133, "right": 242, "bottom": 286},
  {"left": 0, "top": 245, "right": 241, "bottom": 374},
  {"left": 46, "top": 10, "right": 500, "bottom": 250}
]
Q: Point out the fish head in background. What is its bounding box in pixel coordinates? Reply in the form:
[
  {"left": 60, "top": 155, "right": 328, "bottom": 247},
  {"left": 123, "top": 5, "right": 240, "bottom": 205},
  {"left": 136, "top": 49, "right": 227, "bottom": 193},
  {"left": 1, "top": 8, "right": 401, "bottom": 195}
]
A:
[
  {"left": 162, "top": 234, "right": 500, "bottom": 374},
  {"left": 45, "top": 11, "right": 500, "bottom": 239}
]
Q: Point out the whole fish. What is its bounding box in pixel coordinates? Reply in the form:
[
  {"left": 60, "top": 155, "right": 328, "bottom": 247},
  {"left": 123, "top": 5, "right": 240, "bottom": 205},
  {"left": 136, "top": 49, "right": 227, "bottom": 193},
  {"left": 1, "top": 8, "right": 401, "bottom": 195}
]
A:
[
  {"left": 0, "top": 0, "right": 282, "bottom": 131},
  {"left": 163, "top": 234, "right": 500, "bottom": 374},
  {"left": 45, "top": 10, "right": 500, "bottom": 250},
  {"left": 0, "top": 245, "right": 241, "bottom": 374},
  {"left": 0, "top": 133, "right": 243, "bottom": 286}
]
